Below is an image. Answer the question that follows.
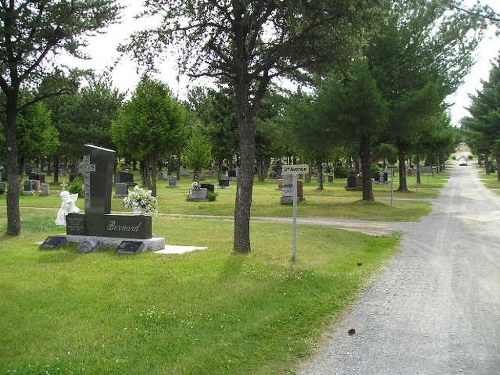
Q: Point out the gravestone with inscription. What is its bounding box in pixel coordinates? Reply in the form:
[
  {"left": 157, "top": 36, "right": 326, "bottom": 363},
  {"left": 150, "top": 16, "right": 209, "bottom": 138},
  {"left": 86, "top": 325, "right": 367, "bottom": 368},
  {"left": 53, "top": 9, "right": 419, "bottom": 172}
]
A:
[
  {"left": 60, "top": 145, "right": 165, "bottom": 252},
  {"left": 188, "top": 187, "right": 208, "bottom": 201}
]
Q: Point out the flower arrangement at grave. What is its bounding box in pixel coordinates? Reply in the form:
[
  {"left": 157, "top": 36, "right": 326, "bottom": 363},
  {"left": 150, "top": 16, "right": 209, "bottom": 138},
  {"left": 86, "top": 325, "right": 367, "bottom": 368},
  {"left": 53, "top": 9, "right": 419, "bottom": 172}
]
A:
[{"left": 123, "top": 186, "right": 158, "bottom": 217}]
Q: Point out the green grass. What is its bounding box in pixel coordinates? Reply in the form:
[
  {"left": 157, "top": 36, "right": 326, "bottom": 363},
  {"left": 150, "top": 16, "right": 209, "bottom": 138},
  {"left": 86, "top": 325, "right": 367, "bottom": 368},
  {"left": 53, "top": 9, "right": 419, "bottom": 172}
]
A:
[
  {"left": 0, "top": 170, "right": 446, "bottom": 373},
  {"left": 479, "top": 170, "right": 500, "bottom": 195},
  {"left": 0, "top": 170, "right": 447, "bottom": 222},
  {"left": 0, "top": 208, "right": 400, "bottom": 374}
]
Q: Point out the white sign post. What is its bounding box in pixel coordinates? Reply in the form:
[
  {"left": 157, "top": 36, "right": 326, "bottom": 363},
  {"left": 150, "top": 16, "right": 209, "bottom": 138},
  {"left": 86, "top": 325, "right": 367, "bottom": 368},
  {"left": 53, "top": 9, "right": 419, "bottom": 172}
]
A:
[{"left": 282, "top": 164, "right": 309, "bottom": 261}]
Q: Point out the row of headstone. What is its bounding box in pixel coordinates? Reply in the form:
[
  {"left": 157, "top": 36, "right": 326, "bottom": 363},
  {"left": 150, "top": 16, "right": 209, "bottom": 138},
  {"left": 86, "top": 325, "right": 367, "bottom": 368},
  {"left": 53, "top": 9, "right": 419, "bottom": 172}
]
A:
[
  {"left": 29, "top": 172, "right": 45, "bottom": 182},
  {"left": 187, "top": 183, "right": 217, "bottom": 201},
  {"left": 22, "top": 180, "right": 50, "bottom": 196},
  {"left": 114, "top": 171, "right": 136, "bottom": 197}
]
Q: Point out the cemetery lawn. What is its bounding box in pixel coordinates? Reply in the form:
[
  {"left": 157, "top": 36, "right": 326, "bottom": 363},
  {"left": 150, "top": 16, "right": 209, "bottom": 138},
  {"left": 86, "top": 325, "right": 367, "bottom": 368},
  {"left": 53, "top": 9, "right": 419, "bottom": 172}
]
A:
[
  {"left": 0, "top": 208, "right": 400, "bottom": 374},
  {"left": 1, "top": 172, "right": 445, "bottom": 222}
]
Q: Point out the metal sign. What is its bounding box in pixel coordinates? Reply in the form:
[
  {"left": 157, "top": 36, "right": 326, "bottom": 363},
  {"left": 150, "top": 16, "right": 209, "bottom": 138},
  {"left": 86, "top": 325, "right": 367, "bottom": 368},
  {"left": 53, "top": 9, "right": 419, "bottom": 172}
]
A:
[{"left": 282, "top": 164, "right": 309, "bottom": 174}]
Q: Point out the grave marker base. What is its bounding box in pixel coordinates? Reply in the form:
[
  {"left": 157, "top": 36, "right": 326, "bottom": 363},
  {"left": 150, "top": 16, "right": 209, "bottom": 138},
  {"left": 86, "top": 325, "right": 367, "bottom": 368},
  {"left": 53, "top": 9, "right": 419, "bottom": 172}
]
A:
[
  {"left": 117, "top": 240, "right": 145, "bottom": 255},
  {"left": 40, "top": 236, "right": 68, "bottom": 250}
]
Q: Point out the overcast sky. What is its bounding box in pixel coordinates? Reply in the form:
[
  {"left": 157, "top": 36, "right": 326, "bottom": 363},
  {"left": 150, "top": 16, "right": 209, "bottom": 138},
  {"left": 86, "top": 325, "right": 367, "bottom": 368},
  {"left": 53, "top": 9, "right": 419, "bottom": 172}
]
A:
[{"left": 70, "top": 0, "right": 499, "bottom": 127}]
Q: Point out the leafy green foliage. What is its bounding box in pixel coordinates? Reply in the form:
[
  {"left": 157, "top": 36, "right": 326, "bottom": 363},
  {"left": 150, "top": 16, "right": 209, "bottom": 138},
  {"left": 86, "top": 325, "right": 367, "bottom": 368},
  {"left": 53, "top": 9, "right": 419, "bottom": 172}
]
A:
[
  {"left": 183, "top": 124, "right": 213, "bottom": 175},
  {"left": 17, "top": 101, "right": 60, "bottom": 163},
  {"left": 112, "top": 76, "right": 188, "bottom": 194},
  {"left": 1, "top": 0, "right": 121, "bottom": 236},
  {"left": 462, "top": 55, "right": 500, "bottom": 179}
]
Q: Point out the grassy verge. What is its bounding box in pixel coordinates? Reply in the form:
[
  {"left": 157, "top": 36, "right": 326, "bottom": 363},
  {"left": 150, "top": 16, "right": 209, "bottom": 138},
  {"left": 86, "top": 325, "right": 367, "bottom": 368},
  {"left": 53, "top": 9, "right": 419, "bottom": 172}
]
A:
[
  {"left": 479, "top": 170, "right": 500, "bottom": 195},
  {"left": 0, "top": 208, "right": 399, "bottom": 374}
]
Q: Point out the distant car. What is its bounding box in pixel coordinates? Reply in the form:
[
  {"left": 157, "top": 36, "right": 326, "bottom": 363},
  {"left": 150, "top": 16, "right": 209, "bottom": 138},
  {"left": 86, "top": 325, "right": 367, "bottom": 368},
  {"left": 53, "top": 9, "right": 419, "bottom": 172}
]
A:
[{"left": 458, "top": 158, "right": 468, "bottom": 166}]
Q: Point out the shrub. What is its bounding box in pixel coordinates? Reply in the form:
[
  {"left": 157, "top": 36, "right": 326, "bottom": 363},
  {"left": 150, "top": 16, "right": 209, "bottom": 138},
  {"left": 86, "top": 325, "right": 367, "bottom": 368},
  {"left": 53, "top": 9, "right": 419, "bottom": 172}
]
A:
[
  {"left": 68, "top": 178, "right": 83, "bottom": 196},
  {"left": 207, "top": 191, "right": 218, "bottom": 201}
]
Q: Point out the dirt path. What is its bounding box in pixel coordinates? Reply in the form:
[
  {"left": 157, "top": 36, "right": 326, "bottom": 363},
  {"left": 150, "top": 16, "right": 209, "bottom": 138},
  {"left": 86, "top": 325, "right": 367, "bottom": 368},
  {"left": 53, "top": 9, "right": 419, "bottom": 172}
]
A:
[{"left": 298, "top": 162, "right": 500, "bottom": 375}]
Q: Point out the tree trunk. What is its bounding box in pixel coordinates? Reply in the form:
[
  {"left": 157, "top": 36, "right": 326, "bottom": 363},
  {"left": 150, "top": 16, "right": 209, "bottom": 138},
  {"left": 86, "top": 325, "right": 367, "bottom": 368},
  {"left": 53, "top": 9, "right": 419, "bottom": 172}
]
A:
[
  {"left": 317, "top": 162, "right": 324, "bottom": 191},
  {"left": 234, "top": 112, "right": 255, "bottom": 253},
  {"left": 497, "top": 156, "right": 500, "bottom": 182},
  {"left": 256, "top": 157, "right": 270, "bottom": 182},
  {"left": 416, "top": 155, "right": 421, "bottom": 184},
  {"left": 397, "top": 149, "right": 408, "bottom": 192},
  {"left": 53, "top": 155, "right": 60, "bottom": 183},
  {"left": 360, "top": 135, "right": 374, "bottom": 201},
  {"left": 485, "top": 154, "right": 490, "bottom": 175},
  {"left": 151, "top": 158, "right": 157, "bottom": 197},
  {"left": 5, "top": 94, "right": 21, "bottom": 236}
]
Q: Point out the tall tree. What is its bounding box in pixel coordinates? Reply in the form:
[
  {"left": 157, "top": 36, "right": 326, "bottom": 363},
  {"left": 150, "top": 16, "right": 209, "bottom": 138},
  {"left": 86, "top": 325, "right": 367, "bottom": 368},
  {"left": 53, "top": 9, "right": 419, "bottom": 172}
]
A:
[
  {"left": 17, "top": 100, "right": 59, "bottom": 173},
  {"left": 0, "top": 0, "right": 120, "bottom": 236},
  {"left": 366, "top": 0, "right": 486, "bottom": 192},
  {"left": 462, "top": 55, "right": 500, "bottom": 180},
  {"left": 125, "top": 0, "right": 382, "bottom": 252},
  {"left": 44, "top": 74, "right": 124, "bottom": 182},
  {"left": 298, "top": 59, "right": 387, "bottom": 200},
  {"left": 188, "top": 87, "right": 238, "bottom": 177},
  {"left": 183, "top": 121, "right": 213, "bottom": 180},
  {"left": 111, "top": 76, "right": 188, "bottom": 196}
]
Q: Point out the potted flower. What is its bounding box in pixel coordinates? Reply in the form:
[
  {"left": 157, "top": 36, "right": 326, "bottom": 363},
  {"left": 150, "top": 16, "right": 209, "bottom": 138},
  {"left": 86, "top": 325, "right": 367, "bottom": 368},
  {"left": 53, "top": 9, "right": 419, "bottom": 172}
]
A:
[{"left": 123, "top": 186, "right": 158, "bottom": 217}]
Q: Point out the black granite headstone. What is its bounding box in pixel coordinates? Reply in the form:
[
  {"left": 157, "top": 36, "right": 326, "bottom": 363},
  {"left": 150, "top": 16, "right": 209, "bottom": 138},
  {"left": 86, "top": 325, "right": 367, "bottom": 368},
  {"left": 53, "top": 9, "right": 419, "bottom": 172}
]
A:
[
  {"left": 117, "top": 240, "right": 145, "bottom": 255},
  {"left": 200, "top": 183, "right": 215, "bottom": 193},
  {"left": 115, "top": 171, "right": 134, "bottom": 184},
  {"left": 66, "top": 145, "right": 153, "bottom": 240},
  {"left": 82, "top": 144, "right": 115, "bottom": 215},
  {"left": 346, "top": 175, "right": 356, "bottom": 189},
  {"left": 219, "top": 179, "right": 230, "bottom": 188},
  {"left": 40, "top": 236, "right": 68, "bottom": 250},
  {"left": 66, "top": 213, "right": 86, "bottom": 235}
]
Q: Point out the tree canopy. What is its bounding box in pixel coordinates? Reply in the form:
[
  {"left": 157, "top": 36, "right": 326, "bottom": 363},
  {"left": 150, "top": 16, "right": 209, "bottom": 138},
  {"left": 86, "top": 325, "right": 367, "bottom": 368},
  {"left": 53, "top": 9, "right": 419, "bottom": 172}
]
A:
[
  {"left": 112, "top": 76, "right": 187, "bottom": 196},
  {"left": 365, "top": 0, "right": 486, "bottom": 191},
  {"left": 125, "top": 0, "right": 384, "bottom": 253},
  {"left": 462, "top": 55, "right": 500, "bottom": 179},
  {"left": 1, "top": 0, "right": 121, "bottom": 236}
]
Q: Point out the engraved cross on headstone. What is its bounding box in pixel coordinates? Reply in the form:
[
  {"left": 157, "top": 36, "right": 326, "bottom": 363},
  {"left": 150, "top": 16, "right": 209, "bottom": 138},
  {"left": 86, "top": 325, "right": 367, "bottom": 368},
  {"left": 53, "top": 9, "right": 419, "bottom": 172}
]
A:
[
  {"left": 65, "top": 144, "right": 153, "bottom": 240},
  {"left": 81, "top": 154, "right": 96, "bottom": 210}
]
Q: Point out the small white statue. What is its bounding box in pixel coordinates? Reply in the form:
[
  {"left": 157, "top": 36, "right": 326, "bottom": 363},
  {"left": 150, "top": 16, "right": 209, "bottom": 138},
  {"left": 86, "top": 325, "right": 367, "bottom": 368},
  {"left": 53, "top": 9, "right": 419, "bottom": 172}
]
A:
[{"left": 55, "top": 191, "right": 80, "bottom": 226}]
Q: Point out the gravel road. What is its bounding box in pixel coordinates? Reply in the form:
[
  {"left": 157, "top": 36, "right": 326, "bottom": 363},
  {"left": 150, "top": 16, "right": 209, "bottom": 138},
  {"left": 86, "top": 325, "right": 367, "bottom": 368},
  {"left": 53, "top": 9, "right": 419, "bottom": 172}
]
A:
[{"left": 298, "top": 163, "right": 500, "bottom": 375}]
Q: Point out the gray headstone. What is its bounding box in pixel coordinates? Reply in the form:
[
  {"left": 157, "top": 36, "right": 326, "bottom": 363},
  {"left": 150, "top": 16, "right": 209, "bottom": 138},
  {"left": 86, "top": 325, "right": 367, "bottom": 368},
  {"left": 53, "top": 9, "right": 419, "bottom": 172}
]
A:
[
  {"left": 189, "top": 188, "right": 208, "bottom": 201},
  {"left": 41, "top": 183, "right": 50, "bottom": 196},
  {"left": 115, "top": 182, "right": 128, "bottom": 197},
  {"left": 158, "top": 172, "right": 168, "bottom": 180},
  {"left": 168, "top": 176, "right": 178, "bottom": 188}
]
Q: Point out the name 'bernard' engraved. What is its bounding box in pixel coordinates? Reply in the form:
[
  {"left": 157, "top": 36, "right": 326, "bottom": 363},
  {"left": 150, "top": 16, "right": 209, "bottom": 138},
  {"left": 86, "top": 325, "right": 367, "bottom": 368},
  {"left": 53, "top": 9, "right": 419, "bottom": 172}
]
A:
[{"left": 107, "top": 220, "right": 142, "bottom": 232}]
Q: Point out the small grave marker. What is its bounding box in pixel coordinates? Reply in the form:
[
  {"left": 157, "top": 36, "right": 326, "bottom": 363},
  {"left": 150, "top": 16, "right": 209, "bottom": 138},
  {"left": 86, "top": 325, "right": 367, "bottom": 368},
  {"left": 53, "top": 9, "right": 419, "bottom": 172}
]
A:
[
  {"left": 39, "top": 236, "right": 68, "bottom": 250},
  {"left": 117, "top": 241, "right": 145, "bottom": 255},
  {"left": 77, "top": 239, "right": 103, "bottom": 254}
]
